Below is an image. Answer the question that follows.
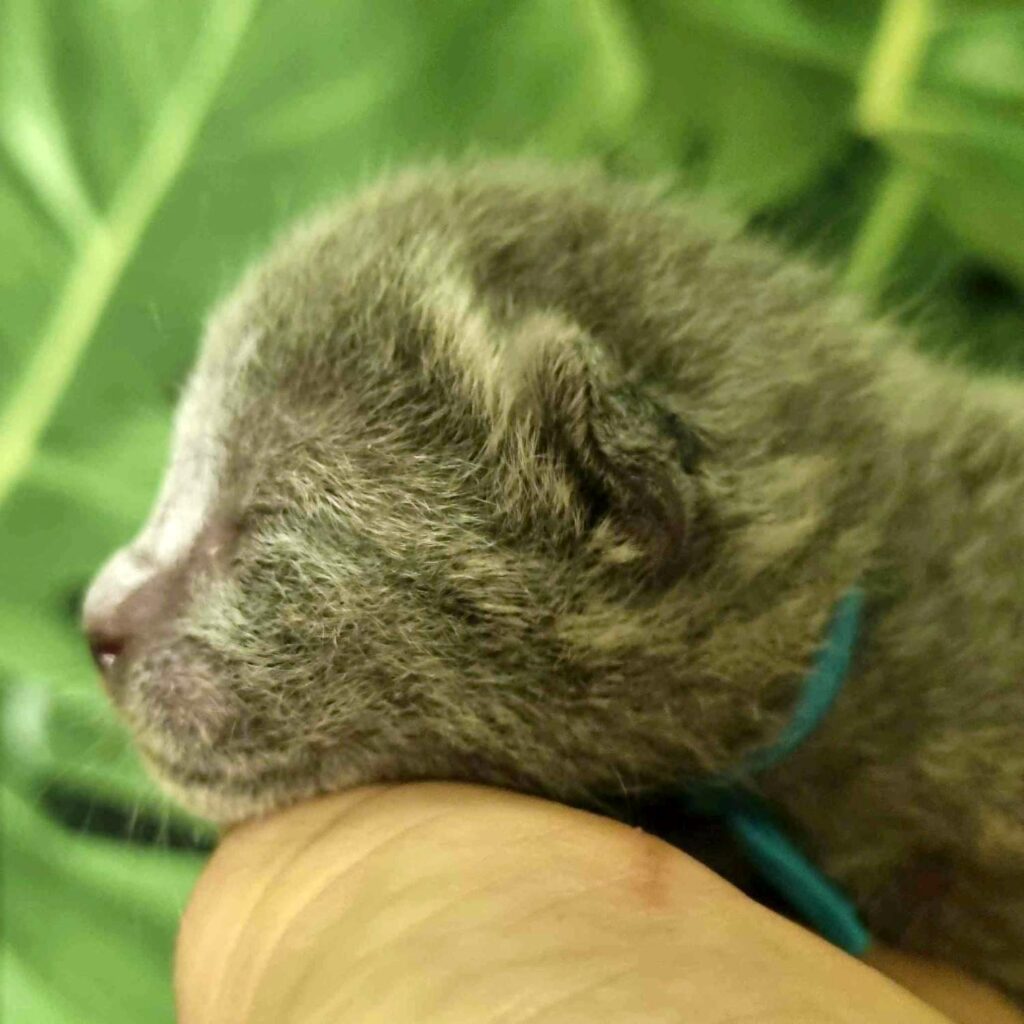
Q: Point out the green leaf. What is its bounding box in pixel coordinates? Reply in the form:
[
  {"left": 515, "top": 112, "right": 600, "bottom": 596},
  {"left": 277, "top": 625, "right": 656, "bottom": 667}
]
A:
[
  {"left": 0, "top": 675, "right": 172, "bottom": 811},
  {"left": 3, "top": 948, "right": 79, "bottom": 1024},
  {"left": 623, "top": 1, "right": 853, "bottom": 208},
  {"left": 2, "top": 783, "right": 203, "bottom": 1024},
  {"left": 851, "top": 1, "right": 1024, "bottom": 287},
  {"left": 930, "top": 8, "right": 1024, "bottom": 104},
  {"left": 665, "top": 0, "right": 877, "bottom": 74},
  {"left": 0, "top": 0, "right": 258, "bottom": 509},
  {"left": 1, "top": 0, "right": 646, "bottom": 503}
]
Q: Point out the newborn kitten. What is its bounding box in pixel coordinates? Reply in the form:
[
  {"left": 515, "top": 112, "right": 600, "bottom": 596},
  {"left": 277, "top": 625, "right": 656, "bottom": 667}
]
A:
[{"left": 83, "top": 160, "right": 1024, "bottom": 998}]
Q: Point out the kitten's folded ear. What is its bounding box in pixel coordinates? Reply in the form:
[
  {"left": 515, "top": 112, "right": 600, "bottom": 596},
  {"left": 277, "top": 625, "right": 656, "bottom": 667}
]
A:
[{"left": 494, "top": 314, "right": 711, "bottom": 583}]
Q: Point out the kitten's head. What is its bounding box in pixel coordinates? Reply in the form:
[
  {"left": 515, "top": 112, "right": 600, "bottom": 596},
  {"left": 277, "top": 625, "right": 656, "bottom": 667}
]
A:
[{"left": 83, "top": 163, "right": 864, "bottom": 823}]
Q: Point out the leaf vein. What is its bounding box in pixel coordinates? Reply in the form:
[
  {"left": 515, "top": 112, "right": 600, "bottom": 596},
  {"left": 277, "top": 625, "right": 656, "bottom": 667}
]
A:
[{"left": 0, "top": 0, "right": 259, "bottom": 510}]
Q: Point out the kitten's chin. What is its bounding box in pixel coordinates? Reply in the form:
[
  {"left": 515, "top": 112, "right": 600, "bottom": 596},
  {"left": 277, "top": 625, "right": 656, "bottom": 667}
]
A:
[
  {"left": 140, "top": 749, "right": 364, "bottom": 826},
  {"left": 154, "top": 771, "right": 322, "bottom": 826}
]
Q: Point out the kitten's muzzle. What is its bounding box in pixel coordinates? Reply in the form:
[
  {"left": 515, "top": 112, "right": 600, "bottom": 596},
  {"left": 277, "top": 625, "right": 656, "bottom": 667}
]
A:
[
  {"left": 82, "top": 517, "right": 238, "bottom": 700},
  {"left": 81, "top": 546, "right": 190, "bottom": 699}
]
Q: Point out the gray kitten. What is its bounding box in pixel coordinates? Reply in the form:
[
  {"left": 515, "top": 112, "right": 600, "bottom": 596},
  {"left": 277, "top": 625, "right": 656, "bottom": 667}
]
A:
[{"left": 83, "top": 160, "right": 1024, "bottom": 998}]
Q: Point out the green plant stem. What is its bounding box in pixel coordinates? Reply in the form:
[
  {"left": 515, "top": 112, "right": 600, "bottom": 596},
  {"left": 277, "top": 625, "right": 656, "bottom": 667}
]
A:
[
  {"left": 0, "top": 0, "right": 257, "bottom": 511},
  {"left": 843, "top": 162, "right": 929, "bottom": 295},
  {"left": 856, "top": 0, "right": 933, "bottom": 135},
  {"left": 846, "top": 0, "right": 934, "bottom": 296}
]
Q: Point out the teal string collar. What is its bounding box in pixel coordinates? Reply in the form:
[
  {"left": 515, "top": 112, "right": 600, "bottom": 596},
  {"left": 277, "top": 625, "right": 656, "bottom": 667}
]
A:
[{"left": 687, "top": 587, "right": 871, "bottom": 955}]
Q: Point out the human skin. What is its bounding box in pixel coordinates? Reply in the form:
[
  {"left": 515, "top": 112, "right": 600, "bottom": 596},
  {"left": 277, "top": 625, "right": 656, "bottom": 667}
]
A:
[{"left": 175, "top": 785, "right": 1023, "bottom": 1024}]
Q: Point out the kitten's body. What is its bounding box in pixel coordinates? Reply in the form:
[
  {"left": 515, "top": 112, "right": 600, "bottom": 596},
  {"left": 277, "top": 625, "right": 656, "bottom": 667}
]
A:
[{"left": 84, "top": 162, "right": 1024, "bottom": 997}]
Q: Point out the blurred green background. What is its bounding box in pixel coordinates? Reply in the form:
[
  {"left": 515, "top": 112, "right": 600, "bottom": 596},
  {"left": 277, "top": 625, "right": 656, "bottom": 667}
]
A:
[{"left": 2, "top": 0, "right": 1022, "bottom": 1019}]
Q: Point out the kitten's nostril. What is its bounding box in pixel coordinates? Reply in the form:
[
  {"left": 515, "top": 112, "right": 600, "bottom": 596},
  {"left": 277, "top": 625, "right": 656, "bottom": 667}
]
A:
[
  {"left": 88, "top": 633, "right": 125, "bottom": 675},
  {"left": 83, "top": 537, "right": 200, "bottom": 698}
]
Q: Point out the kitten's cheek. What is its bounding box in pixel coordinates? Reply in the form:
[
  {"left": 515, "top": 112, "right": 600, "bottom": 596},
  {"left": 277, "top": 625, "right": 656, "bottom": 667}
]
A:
[{"left": 119, "top": 649, "right": 244, "bottom": 760}]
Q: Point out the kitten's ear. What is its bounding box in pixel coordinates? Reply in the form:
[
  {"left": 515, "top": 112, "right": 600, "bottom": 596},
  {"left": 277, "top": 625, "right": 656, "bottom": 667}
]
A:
[{"left": 497, "top": 314, "right": 710, "bottom": 582}]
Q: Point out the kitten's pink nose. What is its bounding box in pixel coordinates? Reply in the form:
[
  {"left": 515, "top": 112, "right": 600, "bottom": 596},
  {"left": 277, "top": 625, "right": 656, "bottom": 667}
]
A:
[
  {"left": 82, "top": 518, "right": 238, "bottom": 698},
  {"left": 81, "top": 547, "right": 185, "bottom": 699},
  {"left": 87, "top": 631, "right": 125, "bottom": 676}
]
